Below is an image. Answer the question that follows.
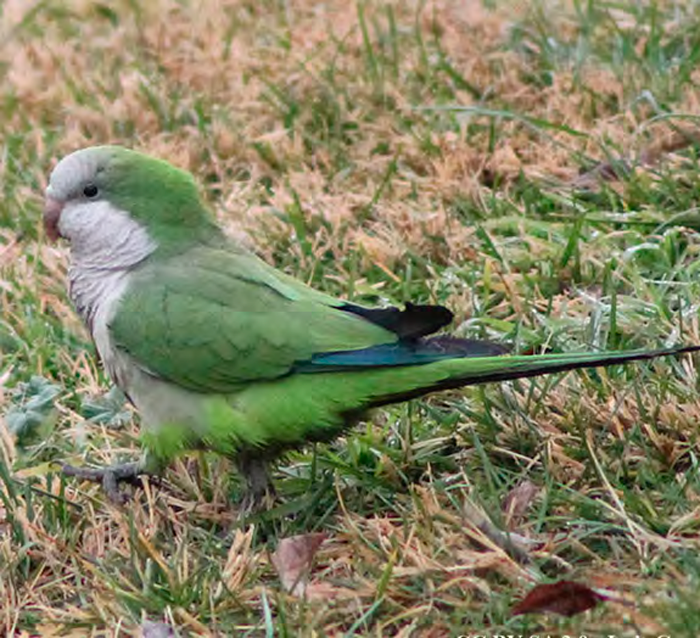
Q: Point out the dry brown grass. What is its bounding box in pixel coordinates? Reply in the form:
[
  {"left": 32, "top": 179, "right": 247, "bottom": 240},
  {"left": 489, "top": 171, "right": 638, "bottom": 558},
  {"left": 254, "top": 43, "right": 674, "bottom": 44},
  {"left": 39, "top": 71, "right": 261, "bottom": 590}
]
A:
[{"left": 3, "top": 0, "right": 700, "bottom": 635}]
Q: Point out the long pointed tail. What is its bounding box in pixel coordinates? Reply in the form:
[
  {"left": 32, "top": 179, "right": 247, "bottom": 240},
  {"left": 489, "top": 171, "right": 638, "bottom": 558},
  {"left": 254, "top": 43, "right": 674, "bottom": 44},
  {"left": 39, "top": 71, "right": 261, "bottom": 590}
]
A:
[{"left": 364, "top": 344, "right": 700, "bottom": 408}]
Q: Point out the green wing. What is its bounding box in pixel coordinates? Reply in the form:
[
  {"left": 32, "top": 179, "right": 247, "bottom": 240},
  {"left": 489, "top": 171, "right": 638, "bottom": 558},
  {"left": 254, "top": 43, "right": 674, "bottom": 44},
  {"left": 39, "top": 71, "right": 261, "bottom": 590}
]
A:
[{"left": 109, "top": 245, "right": 399, "bottom": 393}]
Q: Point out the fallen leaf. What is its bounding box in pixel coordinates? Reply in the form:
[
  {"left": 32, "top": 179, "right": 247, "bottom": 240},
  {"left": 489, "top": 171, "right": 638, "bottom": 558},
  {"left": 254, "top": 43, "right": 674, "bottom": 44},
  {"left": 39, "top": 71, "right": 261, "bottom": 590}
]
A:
[
  {"left": 512, "top": 580, "right": 608, "bottom": 617},
  {"left": 272, "top": 532, "right": 326, "bottom": 596},
  {"left": 502, "top": 480, "right": 539, "bottom": 528}
]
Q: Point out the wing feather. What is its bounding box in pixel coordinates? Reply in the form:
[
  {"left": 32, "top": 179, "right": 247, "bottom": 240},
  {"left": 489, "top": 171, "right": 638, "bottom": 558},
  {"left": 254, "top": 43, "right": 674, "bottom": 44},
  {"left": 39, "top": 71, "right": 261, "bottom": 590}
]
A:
[{"left": 109, "top": 247, "right": 398, "bottom": 392}]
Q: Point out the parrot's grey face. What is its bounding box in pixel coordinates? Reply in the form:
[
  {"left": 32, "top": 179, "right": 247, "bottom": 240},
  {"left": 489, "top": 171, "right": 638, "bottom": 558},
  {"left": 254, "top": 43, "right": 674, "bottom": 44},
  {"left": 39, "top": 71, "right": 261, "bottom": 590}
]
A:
[
  {"left": 44, "top": 148, "right": 113, "bottom": 242},
  {"left": 44, "top": 147, "right": 115, "bottom": 242},
  {"left": 44, "top": 147, "right": 157, "bottom": 265}
]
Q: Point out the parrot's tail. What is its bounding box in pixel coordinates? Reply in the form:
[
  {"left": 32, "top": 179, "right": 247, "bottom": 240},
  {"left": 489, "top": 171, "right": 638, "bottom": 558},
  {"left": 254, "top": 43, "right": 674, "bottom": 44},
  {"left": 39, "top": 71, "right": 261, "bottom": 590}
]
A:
[{"left": 360, "top": 341, "right": 700, "bottom": 409}]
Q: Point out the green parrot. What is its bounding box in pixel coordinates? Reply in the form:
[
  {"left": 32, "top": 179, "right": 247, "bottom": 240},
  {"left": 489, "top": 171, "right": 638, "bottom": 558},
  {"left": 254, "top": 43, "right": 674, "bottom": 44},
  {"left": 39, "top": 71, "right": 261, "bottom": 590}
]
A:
[{"left": 44, "top": 146, "right": 698, "bottom": 508}]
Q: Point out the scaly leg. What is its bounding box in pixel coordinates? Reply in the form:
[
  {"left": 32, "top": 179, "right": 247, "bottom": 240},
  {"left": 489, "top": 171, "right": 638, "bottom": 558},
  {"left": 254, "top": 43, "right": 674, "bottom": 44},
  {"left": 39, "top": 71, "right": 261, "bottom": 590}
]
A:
[{"left": 236, "top": 455, "right": 276, "bottom": 515}]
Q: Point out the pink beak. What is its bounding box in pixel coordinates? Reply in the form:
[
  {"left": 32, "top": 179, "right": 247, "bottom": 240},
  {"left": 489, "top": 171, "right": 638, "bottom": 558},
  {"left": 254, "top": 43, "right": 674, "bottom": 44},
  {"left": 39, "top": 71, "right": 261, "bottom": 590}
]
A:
[{"left": 43, "top": 197, "right": 64, "bottom": 241}]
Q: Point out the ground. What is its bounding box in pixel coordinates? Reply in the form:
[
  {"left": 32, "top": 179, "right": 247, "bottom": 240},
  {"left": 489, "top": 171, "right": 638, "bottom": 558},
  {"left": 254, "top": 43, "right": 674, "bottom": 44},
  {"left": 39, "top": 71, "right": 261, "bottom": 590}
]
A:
[{"left": 2, "top": 0, "right": 700, "bottom": 635}]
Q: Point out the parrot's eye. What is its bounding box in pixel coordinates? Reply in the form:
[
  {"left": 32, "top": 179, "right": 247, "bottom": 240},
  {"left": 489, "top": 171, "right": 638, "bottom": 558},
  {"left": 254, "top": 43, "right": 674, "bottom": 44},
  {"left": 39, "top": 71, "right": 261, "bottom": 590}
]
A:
[{"left": 83, "top": 184, "right": 99, "bottom": 198}]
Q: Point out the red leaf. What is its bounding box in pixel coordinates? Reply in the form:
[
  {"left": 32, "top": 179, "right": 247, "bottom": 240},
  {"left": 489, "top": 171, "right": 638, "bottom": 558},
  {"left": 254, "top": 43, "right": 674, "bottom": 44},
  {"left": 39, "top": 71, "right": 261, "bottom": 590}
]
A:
[{"left": 512, "top": 580, "right": 607, "bottom": 617}]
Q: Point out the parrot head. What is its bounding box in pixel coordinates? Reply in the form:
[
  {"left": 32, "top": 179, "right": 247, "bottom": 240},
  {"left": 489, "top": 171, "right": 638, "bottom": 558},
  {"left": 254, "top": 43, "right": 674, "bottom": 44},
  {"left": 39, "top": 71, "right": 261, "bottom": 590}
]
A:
[{"left": 44, "top": 146, "right": 221, "bottom": 250}]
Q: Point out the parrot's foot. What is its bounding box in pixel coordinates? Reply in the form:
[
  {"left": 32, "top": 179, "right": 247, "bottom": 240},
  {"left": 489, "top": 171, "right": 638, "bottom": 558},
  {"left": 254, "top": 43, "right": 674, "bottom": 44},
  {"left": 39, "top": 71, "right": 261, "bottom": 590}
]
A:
[
  {"left": 237, "top": 456, "right": 276, "bottom": 516},
  {"left": 62, "top": 461, "right": 149, "bottom": 504}
]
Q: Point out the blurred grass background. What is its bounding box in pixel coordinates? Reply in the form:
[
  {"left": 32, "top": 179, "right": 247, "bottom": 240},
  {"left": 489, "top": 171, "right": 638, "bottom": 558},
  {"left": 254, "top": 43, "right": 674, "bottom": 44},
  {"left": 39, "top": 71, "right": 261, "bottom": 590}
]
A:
[{"left": 2, "top": 0, "right": 700, "bottom": 635}]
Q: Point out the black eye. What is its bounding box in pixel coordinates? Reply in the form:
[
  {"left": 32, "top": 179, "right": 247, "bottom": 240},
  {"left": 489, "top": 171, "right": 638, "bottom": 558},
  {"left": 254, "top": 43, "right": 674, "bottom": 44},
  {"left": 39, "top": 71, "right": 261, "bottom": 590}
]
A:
[{"left": 83, "top": 184, "right": 99, "bottom": 198}]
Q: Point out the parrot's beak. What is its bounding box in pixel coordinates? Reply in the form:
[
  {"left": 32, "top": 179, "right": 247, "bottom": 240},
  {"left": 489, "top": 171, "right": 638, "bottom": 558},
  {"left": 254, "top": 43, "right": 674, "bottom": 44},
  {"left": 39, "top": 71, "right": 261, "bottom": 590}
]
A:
[{"left": 43, "top": 196, "right": 64, "bottom": 241}]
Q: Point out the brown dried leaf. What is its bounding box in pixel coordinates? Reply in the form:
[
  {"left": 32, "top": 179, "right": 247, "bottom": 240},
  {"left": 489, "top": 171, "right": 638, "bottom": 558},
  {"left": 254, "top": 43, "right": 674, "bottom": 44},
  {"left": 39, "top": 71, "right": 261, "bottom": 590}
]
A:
[
  {"left": 272, "top": 532, "right": 326, "bottom": 597},
  {"left": 502, "top": 480, "right": 540, "bottom": 528},
  {"left": 512, "top": 580, "right": 608, "bottom": 617}
]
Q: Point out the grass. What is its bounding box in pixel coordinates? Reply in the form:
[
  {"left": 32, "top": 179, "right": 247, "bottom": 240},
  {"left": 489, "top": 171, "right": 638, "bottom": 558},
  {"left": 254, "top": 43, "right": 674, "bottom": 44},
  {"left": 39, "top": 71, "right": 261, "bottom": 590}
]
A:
[{"left": 2, "top": 0, "right": 700, "bottom": 634}]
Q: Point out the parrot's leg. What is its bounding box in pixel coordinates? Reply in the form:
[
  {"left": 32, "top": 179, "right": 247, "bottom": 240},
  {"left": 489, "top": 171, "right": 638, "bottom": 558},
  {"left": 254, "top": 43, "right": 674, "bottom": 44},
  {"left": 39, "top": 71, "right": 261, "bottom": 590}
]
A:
[
  {"left": 62, "top": 454, "right": 159, "bottom": 503},
  {"left": 236, "top": 455, "right": 276, "bottom": 514}
]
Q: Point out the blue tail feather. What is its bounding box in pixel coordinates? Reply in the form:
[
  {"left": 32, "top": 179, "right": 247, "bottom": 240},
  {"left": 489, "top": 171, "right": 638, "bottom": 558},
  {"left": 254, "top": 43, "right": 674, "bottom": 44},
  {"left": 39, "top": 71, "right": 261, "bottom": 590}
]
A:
[{"left": 296, "top": 336, "right": 509, "bottom": 372}]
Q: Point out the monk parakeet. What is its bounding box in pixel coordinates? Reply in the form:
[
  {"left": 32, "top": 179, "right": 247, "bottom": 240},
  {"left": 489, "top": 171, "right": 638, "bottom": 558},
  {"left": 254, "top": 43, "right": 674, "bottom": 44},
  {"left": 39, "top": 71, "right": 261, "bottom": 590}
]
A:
[{"left": 44, "top": 146, "right": 698, "bottom": 508}]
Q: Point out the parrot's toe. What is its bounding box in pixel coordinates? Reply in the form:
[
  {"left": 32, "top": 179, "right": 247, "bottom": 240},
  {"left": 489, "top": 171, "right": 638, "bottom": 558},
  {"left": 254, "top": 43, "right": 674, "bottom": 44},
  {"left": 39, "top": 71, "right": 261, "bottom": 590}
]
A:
[{"left": 238, "top": 486, "right": 277, "bottom": 518}]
